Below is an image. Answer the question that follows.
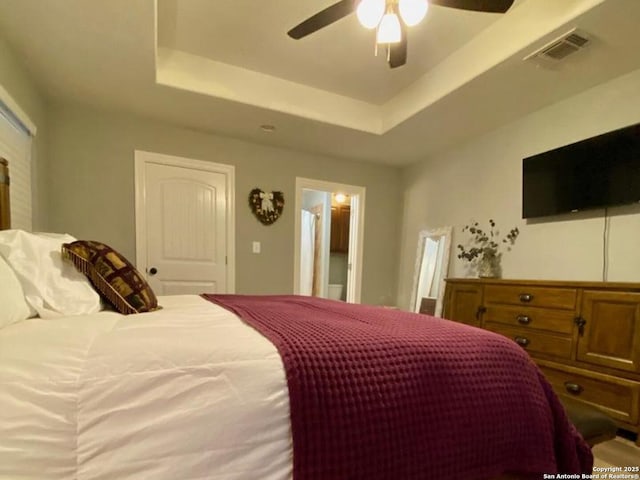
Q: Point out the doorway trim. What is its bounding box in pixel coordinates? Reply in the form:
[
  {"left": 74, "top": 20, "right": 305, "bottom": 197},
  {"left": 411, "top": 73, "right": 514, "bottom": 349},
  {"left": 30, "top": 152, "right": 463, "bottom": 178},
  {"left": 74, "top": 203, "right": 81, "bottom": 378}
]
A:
[
  {"left": 294, "top": 177, "right": 366, "bottom": 303},
  {"left": 134, "top": 150, "right": 236, "bottom": 292}
]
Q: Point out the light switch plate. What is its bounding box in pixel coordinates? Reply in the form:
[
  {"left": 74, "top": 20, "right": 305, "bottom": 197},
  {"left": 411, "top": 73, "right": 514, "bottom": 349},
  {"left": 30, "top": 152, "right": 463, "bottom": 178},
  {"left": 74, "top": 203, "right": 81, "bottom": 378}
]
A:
[{"left": 252, "top": 241, "right": 261, "bottom": 254}]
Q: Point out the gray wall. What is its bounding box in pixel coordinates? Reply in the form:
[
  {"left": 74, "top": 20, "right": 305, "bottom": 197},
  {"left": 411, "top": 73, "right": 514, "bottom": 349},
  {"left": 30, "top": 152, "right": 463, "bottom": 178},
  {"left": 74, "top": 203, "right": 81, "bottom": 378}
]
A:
[
  {"left": 45, "top": 102, "right": 402, "bottom": 305},
  {"left": 397, "top": 67, "right": 640, "bottom": 310},
  {"left": 0, "top": 35, "right": 48, "bottom": 229}
]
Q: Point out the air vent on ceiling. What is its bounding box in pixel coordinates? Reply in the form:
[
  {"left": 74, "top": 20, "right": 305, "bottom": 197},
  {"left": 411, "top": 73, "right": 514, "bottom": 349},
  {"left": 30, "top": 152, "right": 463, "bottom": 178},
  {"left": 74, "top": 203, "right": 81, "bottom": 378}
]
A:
[{"left": 524, "top": 29, "right": 590, "bottom": 62}]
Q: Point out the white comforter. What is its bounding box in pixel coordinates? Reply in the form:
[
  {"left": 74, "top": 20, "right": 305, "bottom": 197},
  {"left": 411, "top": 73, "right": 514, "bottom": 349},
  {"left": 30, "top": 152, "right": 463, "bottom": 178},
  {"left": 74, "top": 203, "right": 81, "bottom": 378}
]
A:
[{"left": 0, "top": 295, "right": 292, "bottom": 480}]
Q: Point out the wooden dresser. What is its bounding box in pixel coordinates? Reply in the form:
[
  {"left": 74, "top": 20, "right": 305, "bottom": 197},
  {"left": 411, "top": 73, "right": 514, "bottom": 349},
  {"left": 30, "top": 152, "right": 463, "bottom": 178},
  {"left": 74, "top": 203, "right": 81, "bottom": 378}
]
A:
[{"left": 443, "top": 278, "right": 640, "bottom": 443}]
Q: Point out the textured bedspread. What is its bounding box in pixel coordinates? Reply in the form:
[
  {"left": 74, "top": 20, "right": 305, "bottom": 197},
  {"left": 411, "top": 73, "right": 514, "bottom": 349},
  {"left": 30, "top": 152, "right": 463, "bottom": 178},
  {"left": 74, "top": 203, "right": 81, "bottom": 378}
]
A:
[{"left": 203, "top": 294, "right": 593, "bottom": 480}]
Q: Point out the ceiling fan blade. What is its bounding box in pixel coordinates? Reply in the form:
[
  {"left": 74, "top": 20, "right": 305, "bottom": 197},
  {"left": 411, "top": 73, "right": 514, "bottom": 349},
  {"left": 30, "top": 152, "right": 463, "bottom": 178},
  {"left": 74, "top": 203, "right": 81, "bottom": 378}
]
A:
[
  {"left": 430, "top": 0, "right": 515, "bottom": 13},
  {"left": 388, "top": 25, "right": 407, "bottom": 69},
  {"left": 287, "top": 0, "right": 356, "bottom": 39}
]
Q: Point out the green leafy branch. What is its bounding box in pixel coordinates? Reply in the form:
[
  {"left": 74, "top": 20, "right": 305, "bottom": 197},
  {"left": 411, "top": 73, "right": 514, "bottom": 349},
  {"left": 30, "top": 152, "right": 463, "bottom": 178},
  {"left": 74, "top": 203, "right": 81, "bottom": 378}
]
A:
[{"left": 456, "top": 219, "right": 519, "bottom": 262}]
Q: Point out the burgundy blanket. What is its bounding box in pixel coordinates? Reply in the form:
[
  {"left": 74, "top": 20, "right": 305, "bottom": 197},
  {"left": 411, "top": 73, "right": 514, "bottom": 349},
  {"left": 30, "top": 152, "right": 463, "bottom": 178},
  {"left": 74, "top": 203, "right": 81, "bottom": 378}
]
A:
[{"left": 202, "top": 294, "right": 593, "bottom": 480}]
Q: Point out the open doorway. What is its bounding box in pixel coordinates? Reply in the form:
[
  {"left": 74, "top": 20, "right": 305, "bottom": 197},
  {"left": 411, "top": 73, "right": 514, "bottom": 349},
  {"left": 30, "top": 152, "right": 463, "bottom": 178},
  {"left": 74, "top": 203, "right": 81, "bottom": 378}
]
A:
[{"left": 294, "top": 178, "right": 365, "bottom": 303}]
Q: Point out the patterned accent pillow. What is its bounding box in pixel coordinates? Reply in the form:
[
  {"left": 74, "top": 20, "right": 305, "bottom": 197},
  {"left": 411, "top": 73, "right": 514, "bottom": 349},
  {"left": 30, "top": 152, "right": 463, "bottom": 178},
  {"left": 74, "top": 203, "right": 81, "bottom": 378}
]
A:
[{"left": 62, "top": 240, "right": 161, "bottom": 315}]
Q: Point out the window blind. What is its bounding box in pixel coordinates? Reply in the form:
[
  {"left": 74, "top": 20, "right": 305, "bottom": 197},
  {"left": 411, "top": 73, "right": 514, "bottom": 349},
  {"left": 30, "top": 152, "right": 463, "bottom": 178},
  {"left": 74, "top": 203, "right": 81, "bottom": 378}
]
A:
[{"left": 0, "top": 101, "right": 33, "bottom": 231}]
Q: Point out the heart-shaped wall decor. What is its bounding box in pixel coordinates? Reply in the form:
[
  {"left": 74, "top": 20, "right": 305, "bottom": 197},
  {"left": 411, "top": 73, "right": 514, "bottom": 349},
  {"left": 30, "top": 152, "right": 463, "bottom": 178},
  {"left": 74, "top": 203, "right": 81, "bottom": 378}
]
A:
[{"left": 249, "top": 188, "right": 285, "bottom": 225}]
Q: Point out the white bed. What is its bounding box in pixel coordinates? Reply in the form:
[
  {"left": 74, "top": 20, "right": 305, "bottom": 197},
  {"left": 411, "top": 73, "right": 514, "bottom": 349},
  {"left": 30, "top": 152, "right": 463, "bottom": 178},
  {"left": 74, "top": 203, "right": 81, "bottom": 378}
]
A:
[
  {"left": 0, "top": 159, "right": 594, "bottom": 480},
  {"left": 0, "top": 295, "right": 293, "bottom": 480}
]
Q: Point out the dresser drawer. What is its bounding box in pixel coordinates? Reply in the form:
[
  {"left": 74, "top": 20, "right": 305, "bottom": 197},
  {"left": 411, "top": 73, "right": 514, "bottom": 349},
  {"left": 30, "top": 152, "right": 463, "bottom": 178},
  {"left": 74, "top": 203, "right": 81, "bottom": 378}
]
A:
[
  {"left": 484, "top": 305, "right": 574, "bottom": 335},
  {"left": 538, "top": 361, "right": 640, "bottom": 424},
  {"left": 484, "top": 322, "right": 572, "bottom": 360},
  {"left": 484, "top": 285, "right": 577, "bottom": 310}
]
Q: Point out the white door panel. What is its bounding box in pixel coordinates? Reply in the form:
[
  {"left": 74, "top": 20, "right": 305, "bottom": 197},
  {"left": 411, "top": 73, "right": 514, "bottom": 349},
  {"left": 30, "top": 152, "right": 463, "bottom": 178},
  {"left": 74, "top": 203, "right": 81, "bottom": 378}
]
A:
[
  {"left": 160, "top": 281, "right": 218, "bottom": 295},
  {"left": 145, "top": 162, "right": 227, "bottom": 296}
]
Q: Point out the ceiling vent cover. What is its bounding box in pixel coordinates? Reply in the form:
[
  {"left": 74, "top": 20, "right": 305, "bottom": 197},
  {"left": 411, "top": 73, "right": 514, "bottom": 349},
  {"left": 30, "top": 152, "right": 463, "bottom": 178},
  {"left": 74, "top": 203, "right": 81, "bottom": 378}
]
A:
[{"left": 525, "top": 29, "right": 590, "bottom": 62}]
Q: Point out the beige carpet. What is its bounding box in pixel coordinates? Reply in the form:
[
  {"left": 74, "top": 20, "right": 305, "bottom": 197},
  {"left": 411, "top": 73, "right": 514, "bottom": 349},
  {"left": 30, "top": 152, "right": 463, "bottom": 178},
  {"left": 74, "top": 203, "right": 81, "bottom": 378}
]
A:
[{"left": 592, "top": 435, "right": 640, "bottom": 472}]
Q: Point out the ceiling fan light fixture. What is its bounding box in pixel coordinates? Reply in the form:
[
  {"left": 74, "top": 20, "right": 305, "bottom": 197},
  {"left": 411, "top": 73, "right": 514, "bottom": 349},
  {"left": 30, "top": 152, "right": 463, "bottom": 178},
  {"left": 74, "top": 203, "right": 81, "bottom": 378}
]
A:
[
  {"left": 376, "top": 11, "right": 401, "bottom": 44},
  {"left": 356, "top": 0, "right": 385, "bottom": 29},
  {"left": 398, "top": 0, "right": 429, "bottom": 27}
]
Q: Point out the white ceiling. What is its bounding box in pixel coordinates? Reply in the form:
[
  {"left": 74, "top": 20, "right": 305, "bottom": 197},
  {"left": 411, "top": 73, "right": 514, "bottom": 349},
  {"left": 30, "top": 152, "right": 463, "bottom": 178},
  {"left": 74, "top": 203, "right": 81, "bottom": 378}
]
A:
[
  {"left": 1, "top": 0, "right": 640, "bottom": 166},
  {"left": 157, "top": 0, "right": 501, "bottom": 104}
]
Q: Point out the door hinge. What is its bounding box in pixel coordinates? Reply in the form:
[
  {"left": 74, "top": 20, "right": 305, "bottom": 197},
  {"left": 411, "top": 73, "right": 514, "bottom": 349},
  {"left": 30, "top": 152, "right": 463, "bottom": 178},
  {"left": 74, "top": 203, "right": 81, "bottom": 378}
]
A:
[{"left": 225, "top": 256, "right": 228, "bottom": 266}]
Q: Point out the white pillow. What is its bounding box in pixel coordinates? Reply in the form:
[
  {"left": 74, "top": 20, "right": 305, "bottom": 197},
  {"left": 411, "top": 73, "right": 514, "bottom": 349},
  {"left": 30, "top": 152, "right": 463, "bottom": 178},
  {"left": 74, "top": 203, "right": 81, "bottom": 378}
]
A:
[
  {"left": 0, "top": 255, "right": 32, "bottom": 328},
  {"left": 0, "top": 230, "right": 101, "bottom": 318}
]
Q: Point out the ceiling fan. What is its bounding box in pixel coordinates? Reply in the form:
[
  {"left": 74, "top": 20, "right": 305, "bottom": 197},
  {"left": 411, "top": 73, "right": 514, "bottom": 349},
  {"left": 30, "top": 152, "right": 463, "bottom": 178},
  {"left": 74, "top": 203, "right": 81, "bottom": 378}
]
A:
[{"left": 287, "top": 0, "right": 515, "bottom": 69}]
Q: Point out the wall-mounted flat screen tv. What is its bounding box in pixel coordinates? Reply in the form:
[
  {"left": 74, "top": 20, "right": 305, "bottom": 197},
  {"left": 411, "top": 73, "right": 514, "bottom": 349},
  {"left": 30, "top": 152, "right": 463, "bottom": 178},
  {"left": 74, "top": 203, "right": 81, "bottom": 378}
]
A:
[{"left": 522, "top": 123, "right": 640, "bottom": 219}]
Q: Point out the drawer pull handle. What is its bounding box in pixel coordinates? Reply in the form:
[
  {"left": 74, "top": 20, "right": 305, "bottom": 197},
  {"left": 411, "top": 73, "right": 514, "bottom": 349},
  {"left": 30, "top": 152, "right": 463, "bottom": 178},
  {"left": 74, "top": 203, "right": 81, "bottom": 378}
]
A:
[
  {"left": 519, "top": 293, "right": 533, "bottom": 303},
  {"left": 476, "top": 306, "right": 486, "bottom": 321},
  {"left": 564, "top": 382, "right": 583, "bottom": 395},
  {"left": 514, "top": 336, "right": 529, "bottom": 347},
  {"left": 574, "top": 316, "right": 587, "bottom": 336},
  {"left": 517, "top": 315, "right": 531, "bottom": 325}
]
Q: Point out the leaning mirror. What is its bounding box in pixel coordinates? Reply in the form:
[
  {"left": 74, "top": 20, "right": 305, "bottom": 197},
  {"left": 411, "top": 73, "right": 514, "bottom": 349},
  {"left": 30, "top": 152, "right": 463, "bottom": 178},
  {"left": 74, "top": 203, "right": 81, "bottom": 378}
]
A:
[{"left": 410, "top": 226, "right": 452, "bottom": 317}]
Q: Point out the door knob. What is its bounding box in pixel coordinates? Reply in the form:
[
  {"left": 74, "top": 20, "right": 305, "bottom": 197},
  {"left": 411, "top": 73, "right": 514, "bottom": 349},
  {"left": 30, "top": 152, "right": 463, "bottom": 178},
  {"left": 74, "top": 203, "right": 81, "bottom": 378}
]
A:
[{"left": 148, "top": 267, "right": 158, "bottom": 276}]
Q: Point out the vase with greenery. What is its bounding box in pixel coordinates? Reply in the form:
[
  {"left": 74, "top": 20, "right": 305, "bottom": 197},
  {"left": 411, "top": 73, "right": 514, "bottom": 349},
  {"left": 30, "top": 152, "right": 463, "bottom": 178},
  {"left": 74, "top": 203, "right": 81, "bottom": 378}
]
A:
[{"left": 456, "top": 220, "right": 519, "bottom": 278}]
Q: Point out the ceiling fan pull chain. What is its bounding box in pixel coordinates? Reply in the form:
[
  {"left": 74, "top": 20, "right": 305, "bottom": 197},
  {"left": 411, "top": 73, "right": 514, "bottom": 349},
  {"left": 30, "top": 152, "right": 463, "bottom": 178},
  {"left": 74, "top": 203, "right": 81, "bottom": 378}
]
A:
[{"left": 374, "top": 42, "right": 378, "bottom": 57}]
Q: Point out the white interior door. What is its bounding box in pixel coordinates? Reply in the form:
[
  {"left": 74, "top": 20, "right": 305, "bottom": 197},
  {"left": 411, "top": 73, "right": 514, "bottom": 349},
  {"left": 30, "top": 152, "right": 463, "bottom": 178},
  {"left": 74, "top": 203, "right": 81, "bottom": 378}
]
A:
[{"left": 136, "top": 153, "right": 233, "bottom": 295}]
